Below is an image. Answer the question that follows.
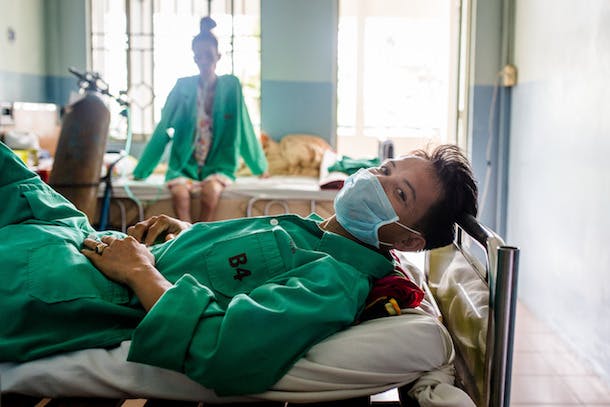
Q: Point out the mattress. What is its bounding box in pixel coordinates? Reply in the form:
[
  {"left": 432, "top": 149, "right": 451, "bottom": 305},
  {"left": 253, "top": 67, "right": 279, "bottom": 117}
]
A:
[
  {"left": 0, "top": 310, "right": 455, "bottom": 403},
  {"left": 0, "top": 253, "right": 474, "bottom": 405}
]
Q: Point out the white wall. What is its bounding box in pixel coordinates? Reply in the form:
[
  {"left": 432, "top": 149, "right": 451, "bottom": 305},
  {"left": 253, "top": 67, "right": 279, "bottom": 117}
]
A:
[
  {"left": 0, "top": 0, "right": 45, "bottom": 74},
  {"left": 0, "top": 0, "right": 47, "bottom": 102},
  {"left": 508, "top": 0, "right": 610, "bottom": 384},
  {"left": 0, "top": 0, "right": 86, "bottom": 104}
]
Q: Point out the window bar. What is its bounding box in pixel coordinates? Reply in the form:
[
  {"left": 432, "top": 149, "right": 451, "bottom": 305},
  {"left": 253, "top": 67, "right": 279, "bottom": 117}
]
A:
[
  {"left": 230, "top": 0, "right": 235, "bottom": 74},
  {"left": 150, "top": 0, "right": 156, "bottom": 125},
  {"left": 126, "top": 0, "right": 132, "bottom": 98}
]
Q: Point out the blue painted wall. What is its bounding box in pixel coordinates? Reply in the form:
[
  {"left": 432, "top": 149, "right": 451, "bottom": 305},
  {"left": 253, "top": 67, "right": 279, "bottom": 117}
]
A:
[
  {"left": 261, "top": 0, "right": 337, "bottom": 143},
  {"left": 0, "top": 0, "right": 86, "bottom": 105},
  {"left": 0, "top": 0, "right": 47, "bottom": 102},
  {"left": 43, "top": 0, "right": 88, "bottom": 105},
  {"left": 0, "top": 71, "right": 47, "bottom": 103},
  {"left": 507, "top": 0, "right": 610, "bottom": 385},
  {"left": 0, "top": 71, "right": 77, "bottom": 105},
  {"left": 467, "top": 0, "right": 508, "bottom": 234}
]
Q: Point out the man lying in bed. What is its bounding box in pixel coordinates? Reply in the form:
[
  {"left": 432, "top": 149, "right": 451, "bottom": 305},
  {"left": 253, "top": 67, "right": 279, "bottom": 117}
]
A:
[{"left": 0, "top": 141, "right": 477, "bottom": 396}]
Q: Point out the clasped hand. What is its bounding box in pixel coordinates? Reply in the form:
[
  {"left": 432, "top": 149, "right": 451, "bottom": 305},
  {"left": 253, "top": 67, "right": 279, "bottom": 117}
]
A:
[{"left": 82, "top": 215, "right": 191, "bottom": 285}]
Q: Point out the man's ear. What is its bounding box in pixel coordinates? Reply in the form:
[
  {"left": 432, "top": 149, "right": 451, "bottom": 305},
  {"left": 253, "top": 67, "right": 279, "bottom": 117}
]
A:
[{"left": 393, "top": 234, "right": 426, "bottom": 252}]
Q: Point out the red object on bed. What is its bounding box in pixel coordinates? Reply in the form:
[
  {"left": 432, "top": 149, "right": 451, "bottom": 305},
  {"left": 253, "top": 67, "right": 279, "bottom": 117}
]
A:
[{"left": 359, "top": 253, "right": 425, "bottom": 321}]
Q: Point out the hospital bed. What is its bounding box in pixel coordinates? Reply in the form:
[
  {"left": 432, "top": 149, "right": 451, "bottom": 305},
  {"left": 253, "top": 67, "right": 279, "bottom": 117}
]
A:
[
  {"left": 0, "top": 215, "right": 519, "bottom": 406},
  {"left": 96, "top": 174, "right": 338, "bottom": 231}
]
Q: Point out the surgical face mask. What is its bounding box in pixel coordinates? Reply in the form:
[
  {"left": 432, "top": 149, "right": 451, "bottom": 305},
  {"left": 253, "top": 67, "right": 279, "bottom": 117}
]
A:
[{"left": 334, "top": 168, "right": 422, "bottom": 248}]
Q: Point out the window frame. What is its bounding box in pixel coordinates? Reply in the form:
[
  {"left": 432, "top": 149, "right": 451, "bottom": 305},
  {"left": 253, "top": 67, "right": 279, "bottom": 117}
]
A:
[
  {"left": 87, "top": 0, "right": 261, "bottom": 142},
  {"left": 336, "top": 0, "right": 470, "bottom": 157}
]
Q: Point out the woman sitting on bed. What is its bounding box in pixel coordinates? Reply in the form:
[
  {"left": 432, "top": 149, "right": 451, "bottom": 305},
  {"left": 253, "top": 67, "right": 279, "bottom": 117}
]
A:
[
  {"left": 0, "top": 142, "right": 477, "bottom": 396},
  {"left": 132, "top": 16, "right": 268, "bottom": 222}
]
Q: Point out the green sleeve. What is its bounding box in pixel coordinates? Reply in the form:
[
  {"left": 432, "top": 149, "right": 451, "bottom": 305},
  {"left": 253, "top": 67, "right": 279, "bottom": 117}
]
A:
[
  {"left": 237, "top": 90, "right": 268, "bottom": 175},
  {"left": 203, "top": 76, "right": 267, "bottom": 180},
  {"left": 132, "top": 84, "right": 179, "bottom": 180},
  {"left": 127, "top": 258, "right": 368, "bottom": 396},
  {"left": 0, "top": 142, "right": 90, "bottom": 229}
]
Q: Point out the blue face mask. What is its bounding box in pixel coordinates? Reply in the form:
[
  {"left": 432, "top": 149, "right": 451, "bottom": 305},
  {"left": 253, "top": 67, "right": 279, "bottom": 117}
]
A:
[{"left": 334, "top": 168, "right": 422, "bottom": 248}]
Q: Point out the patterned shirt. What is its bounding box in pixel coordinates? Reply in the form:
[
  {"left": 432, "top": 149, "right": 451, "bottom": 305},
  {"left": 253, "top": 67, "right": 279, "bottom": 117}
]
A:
[{"left": 194, "top": 81, "right": 213, "bottom": 167}]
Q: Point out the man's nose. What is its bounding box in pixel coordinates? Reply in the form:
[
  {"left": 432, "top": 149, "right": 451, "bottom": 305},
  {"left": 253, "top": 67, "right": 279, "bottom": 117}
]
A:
[{"left": 377, "top": 175, "right": 391, "bottom": 196}]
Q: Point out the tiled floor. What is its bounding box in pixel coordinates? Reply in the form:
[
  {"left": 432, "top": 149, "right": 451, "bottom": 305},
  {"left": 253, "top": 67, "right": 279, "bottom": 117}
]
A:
[
  {"left": 371, "top": 301, "right": 610, "bottom": 406},
  {"left": 510, "top": 301, "right": 610, "bottom": 406}
]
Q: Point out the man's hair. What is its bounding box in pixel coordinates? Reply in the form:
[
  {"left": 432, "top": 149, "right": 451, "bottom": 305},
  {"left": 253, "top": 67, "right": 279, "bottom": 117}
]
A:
[{"left": 412, "top": 144, "right": 478, "bottom": 250}]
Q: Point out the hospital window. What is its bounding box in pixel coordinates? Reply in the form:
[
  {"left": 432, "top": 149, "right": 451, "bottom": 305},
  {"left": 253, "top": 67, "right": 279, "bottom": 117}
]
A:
[
  {"left": 337, "top": 0, "right": 467, "bottom": 157},
  {"left": 89, "top": 0, "right": 261, "bottom": 142}
]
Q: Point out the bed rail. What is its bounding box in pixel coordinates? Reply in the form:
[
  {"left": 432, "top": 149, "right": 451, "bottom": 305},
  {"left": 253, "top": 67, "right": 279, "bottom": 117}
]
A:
[{"left": 427, "top": 214, "right": 519, "bottom": 407}]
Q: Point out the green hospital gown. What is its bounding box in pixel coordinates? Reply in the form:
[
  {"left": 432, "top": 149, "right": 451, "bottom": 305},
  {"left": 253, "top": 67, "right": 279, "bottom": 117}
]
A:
[
  {"left": 0, "top": 143, "right": 394, "bottom": 396},
  {"left": 132, "top": 74, "right": 268, "bottom": 182}
]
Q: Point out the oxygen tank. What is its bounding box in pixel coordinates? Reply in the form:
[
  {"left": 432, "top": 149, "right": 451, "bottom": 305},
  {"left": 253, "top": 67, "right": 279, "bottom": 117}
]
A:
[{"left": 49, "top": 93, "right": 110, "bottom": 222}]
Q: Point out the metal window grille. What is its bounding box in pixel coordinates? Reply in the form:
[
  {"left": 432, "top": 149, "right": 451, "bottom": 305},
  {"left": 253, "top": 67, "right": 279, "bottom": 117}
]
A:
[{"left": 89, "top": 0, "right": 260, "bottom": 141}]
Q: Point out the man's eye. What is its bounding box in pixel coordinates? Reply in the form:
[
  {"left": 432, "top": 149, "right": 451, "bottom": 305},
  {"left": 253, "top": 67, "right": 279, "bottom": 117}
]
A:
[
  {"left": 380, "top": 166, "right": 389, "bottom": 174},
  {"left": 397, "top": 189, "right": 406, "bottom": 202}
]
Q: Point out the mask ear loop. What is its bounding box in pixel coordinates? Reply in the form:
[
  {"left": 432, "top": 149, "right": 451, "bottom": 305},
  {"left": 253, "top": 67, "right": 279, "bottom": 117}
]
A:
[
  {"left": 396, "top": 222, "right": 422, "bottom": 236},
  {"left": 378, "top": 222, "right": 423, "bottom": 247}
]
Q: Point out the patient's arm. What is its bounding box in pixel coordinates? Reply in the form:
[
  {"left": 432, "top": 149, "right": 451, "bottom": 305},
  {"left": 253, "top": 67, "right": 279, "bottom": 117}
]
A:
[
  {"left": 82, "top": 235, "right": 172, "bottom": 311},
  {"left": 127, "top": 252, "right": 369, "bottom": 396},
  {"left": 127, "top": 214, "right": 192, "bottom": 246}
]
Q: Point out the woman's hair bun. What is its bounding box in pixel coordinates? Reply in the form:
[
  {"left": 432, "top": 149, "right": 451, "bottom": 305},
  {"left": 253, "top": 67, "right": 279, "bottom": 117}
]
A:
[{"left": 200, "top": 16, "right": 217, "bottom": 33}]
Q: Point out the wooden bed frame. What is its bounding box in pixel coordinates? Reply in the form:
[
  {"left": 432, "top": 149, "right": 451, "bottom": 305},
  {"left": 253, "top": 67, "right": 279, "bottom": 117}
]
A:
[{"left": 1, "top": 215, "right": 518, "bottom": 407}]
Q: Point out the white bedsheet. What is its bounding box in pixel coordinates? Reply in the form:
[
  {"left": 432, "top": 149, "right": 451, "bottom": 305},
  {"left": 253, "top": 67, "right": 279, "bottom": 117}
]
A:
[
  {"left": 102, "top": 174, "right": 338, "bottom": 202},
  {"left": 0, "top": 310, "right": 473, "bottom": 405}
]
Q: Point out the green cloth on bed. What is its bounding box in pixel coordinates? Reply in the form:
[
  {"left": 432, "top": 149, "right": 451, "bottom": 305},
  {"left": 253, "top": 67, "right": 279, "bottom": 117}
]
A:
[{"left": 327, "top": 156, "right": 381, "bottom": 175}]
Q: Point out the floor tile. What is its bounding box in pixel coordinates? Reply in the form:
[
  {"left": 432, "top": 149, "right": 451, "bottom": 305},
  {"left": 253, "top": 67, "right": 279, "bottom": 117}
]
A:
[
  {"left": 515, "top": 302, "right": 537, "bottom": 320},
  {"left": 513, "top": 332, "right": 571, "bottom": 353},
  {"left": 515, "top": 304, "right": 553, "bottom": 334},
  {"left": 509, "top": 301, "right": 610, "bottom": 406},
  {"left": 562, "top": 375, "right": 610, "bottom": 404},
  {"left": 510, "top": 376, "right": 580, "bottom": 404},
  {"left": 122, "top": 401, "right": 148, "bottom": 407},
  {"left": 514, "top": 317, "right": 553, "bottom": 335},
  {"left": 512, "top": 352, "right": 557, "bottom": 375},
  {"left": 544, "top": 351, "right": 597, "bottom": 376}
]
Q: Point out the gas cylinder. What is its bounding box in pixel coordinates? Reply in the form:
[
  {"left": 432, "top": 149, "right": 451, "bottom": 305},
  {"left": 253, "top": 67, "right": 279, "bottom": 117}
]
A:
[{"left": 49, "top": 93, "right": 110, "bottom": 222}]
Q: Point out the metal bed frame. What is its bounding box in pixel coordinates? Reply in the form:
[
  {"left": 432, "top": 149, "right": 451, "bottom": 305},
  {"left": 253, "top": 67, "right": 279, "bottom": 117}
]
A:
[
  {"left": 1, "top": 215, "right": 518, "bottom": 407},
  {"left": 422, "top": 214, "right": 520, "bottom": 407}
]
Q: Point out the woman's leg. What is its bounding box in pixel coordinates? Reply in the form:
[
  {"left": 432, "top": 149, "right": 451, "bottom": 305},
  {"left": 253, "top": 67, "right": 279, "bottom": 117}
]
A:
[
  {"left": 197, "top": 178, "right": 225, "bottom": 222},
  {"left": 169, "top": 183, "right": 192, "bottom": 222}
]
